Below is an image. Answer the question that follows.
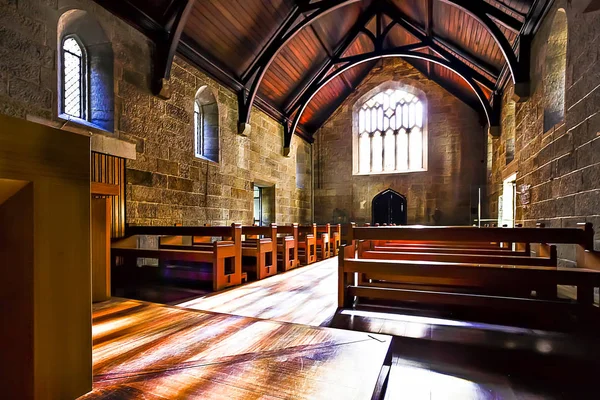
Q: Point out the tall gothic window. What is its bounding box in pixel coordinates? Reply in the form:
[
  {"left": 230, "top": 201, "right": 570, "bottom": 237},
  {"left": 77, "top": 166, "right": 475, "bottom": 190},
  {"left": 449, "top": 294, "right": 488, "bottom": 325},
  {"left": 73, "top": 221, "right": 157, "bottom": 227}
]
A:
[
  {"left": 61, "top": 36, "right": 87, "bottom": 119},
  {"left": 355, "top": 87, "right": 426, "bottom": 175}
]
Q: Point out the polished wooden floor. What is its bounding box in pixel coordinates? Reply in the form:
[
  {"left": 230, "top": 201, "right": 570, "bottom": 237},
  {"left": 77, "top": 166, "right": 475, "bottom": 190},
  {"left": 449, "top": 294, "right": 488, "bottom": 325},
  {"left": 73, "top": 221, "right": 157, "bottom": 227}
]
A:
[
  {"left": 81, "top": 299, "right": 390, "bottom": 399},
  {"left": 178, "top": 258, "right": 339, "bottom": 326},
  {"left": 94, "top": 258, "right": 600, "bottom": 399}
]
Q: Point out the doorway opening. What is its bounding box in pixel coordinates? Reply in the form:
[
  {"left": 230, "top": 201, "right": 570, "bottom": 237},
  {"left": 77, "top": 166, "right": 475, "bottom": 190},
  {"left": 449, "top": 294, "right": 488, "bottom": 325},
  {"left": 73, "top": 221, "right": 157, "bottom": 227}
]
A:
[
  {"left": 372, "top": 189, "right": 407, "bottom": 225},
  {"left": 498, "top": 173, "right": 517, "bottom": 228},
  {"left": 253, "top": 184, "right": 275, "bottom": 226}
]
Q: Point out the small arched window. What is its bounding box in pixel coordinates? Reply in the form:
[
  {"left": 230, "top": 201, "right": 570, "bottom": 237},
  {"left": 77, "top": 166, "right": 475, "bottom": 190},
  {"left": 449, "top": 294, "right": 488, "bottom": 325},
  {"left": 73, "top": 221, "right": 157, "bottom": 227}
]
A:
[
  {"left": 61, "top": 36, "right": 87, "bottom": 119},
  {"left": 194, "top": 86, "right": 219, "bottom": 163},
  {"left": 543, "top": 9, "right": 568, "bottom": 132},
  {"left": 58, "top": 9, "right": 114, "bottom": 132},
  {"left": 354, "top": 86, "right": 427, "bottom": 175}
]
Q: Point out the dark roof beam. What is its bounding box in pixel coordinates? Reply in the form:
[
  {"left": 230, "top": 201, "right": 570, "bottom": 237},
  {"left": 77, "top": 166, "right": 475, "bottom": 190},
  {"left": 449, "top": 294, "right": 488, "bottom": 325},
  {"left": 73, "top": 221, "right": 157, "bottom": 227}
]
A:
[
  {"left": 382, "top": 3, "right": 497, "bottom": 91},
  {"left": 436, "top": 0, "right": 525, "bottom": 94},
  {"left": 283, "top": 2, "right": 379, "bottom": 115},
  {"left": 152, "top": 0, "right": 196, "bottom": 99},
  {"left": 237, "top": 0, "right": 361, "bottom": 135},
  {"left": 286, "top": 47, "right": 497, "bottom": 151},
  {"left": 439, "top": 0, "right": 523, "bottom": 33}
]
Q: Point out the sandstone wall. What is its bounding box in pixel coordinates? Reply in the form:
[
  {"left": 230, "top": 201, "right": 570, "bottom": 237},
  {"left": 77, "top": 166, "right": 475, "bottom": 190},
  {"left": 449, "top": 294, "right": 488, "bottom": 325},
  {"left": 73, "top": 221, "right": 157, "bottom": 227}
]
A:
[
  {"left": 488, "top": 1, "right": 600, "bottom": 264},
  {"left": 314, "top": 58, "right": 486, "bottom": 226},
  {"left": 0, "top": 0, "right": 312, "bottom": 227}
]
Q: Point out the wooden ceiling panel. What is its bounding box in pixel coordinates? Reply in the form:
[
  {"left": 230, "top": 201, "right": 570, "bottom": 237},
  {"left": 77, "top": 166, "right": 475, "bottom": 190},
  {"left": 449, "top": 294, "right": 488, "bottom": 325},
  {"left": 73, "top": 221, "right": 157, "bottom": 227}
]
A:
[
  {"left": 300, "top": 75, "right": 348, "bottom": 126},
  {"left": 260, "top": 29, "right": 329, "bottom": 107},
  {"left": 341, "top": 32, "right": 375, "bottom": 58},
  {"left": 433, "top": 2, "right": 505, "bottom": 70},
  {"left": 300, "top": 62, "right": 374, "bottom": 131},
  {"left": 389, "top": 0, "right": 427, "bottom": 26},
  {"left": 185, "top": 0, "right": 295, "bottom": 76},
  {"left": 385, "top": 23, "right": 423, "bottom": 49},
  {"left": 311, "top": 2, "right": 364, "bottom": 53}
]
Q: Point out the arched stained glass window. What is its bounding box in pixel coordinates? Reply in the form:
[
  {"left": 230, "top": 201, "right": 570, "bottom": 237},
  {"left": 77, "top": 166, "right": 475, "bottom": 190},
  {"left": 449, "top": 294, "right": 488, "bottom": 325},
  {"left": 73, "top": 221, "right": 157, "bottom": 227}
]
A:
[
  {"left": 356, "top": 87, "right": 427, "bottom": 174},
  {"left": 62, "top": 36, "right": 86, "bottom": 119}
]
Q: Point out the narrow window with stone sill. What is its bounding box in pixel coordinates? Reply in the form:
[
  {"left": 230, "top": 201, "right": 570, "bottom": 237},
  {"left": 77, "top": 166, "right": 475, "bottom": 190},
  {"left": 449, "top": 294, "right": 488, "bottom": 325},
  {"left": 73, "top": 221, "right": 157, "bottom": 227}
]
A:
[
  {"left": 194, "top": 86, "right": 219, "bottom": 163},
  {"left": 61, "top": 36, "right": 87, "bottom": 120}
]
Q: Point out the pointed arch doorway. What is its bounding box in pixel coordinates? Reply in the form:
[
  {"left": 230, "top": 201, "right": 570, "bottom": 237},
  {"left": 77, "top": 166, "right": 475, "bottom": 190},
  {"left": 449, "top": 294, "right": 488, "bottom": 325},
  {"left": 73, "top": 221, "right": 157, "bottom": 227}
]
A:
[{"left": 372, "top": 189, "right": 407, "bottom": 225}]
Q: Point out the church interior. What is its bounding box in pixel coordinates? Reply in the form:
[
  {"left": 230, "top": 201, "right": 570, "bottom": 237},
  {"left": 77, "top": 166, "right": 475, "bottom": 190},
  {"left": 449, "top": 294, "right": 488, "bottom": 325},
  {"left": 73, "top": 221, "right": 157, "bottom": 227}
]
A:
[{"left": 2, "top": 0, "right": 600, "bottom": 398}]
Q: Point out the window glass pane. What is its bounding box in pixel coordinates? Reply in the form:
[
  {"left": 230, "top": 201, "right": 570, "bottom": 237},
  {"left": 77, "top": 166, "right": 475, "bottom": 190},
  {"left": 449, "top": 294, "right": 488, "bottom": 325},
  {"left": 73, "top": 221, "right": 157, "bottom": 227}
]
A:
[
  {"left": 371, "top": 132, "right": 383, "bottom": 173},
  {"left": 63, "top": 37, "right": 84, "bottom": 119},
  {"left": 416, "top": 101, "right": 423, "bottom": 127},
  {"left": 377, "top": 107, "right": 384, "bottom": 131},
  {"left": 359, "top": 108, "right": 365, "bottom": 133},
  {"left": 409, "top": 102, "right": 416, "bottom": 128},
  {"left": 359, "top": 133, "right": 371, "bottom": 174},
  {"left": 397, "top": 129, "right": 408, "bottom": 170},
  {"left": 402, "top": 104, "right": 409, "bottom": 128},
  {"left": 370, "top": 108, "right": 377, "bottom": 131},
  {"left": 365, "top": 107, "right": 371, "bottom": 132},
  {"left": 409, "top": 128, "right": 423, "bottom": 170},
  {"left": 384, "top": 130, "right": 395, "bottom": 172}
]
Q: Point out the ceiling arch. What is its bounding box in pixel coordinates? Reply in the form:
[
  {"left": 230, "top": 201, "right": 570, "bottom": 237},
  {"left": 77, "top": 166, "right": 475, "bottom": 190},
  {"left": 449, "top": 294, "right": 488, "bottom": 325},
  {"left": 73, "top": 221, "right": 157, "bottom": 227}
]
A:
[{"left": 95, "top": 0, "right": 553, "bottom": 151}]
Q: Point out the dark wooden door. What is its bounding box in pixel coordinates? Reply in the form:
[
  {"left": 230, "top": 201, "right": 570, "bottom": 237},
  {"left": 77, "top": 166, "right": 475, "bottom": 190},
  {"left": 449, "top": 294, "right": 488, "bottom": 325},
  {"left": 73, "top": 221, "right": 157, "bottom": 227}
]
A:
[{"left": 372, "top": 189, "right": 407, "bottom": 225}]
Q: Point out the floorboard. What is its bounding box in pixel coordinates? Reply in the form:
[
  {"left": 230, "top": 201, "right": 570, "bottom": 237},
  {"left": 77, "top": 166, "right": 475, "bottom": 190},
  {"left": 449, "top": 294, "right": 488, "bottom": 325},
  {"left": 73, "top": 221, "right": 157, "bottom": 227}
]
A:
[{"left": 81, "top": 299, "right": 391, "bottom": 399}]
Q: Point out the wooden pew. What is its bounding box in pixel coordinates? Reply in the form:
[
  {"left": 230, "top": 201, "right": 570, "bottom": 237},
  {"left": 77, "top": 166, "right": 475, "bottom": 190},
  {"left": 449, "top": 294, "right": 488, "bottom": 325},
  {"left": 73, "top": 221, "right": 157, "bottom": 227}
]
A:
[
  {"left": 340, "top": 222, "right": 356, "bottom": 246},
  {"left": 358, "top": 240, "right": 557, "bottom": 267},
  {"left": 241, "top": 224, "right": 277, "bottom": 280},
  {"left": 340, "top": 224, "right": 600, "bottom": 324},
  {"left": 340, "top": 245, "right": 600, "bottom": 308},
  {"left": 329, "top": 224, "right": 341, "bottom": 256},
  {"left": 277, "top": 224, "right": 299, "bottom": 272},
  {"left": 112, "top": 224, "right": 243, "bottom": 291},
  {"left": 298, "top": 224, "right": 317, "bottom": 265},
  {"left": 316, "top": 223, "right": 331, "bottom": 260}
]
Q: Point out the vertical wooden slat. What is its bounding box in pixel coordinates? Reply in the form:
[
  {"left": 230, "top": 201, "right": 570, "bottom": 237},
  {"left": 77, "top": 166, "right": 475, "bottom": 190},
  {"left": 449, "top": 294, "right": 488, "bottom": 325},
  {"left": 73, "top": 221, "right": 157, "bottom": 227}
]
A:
[{"left": 91, "top": 151, "right": 126, "bottom": 238}]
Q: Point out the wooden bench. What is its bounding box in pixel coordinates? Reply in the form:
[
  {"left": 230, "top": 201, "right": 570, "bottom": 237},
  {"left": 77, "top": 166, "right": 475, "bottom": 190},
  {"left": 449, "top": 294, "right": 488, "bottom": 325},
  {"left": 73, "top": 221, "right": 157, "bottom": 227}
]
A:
[
  {"left": 277, "top": 224, "right": 299, "bottom": 272},
  {"left": 340, "top": 224, "right": 600, "bottom": 323},
  {"left": 298, "top": 224, "right": 317, "bottom": 265},
  {"left": 316, "top": 223, "right": 331, "bottom": 260},
  {"left": 241, "top": 224, "right": 277, "bottom": 280},
  {"left": 112, "top": 224, "right": 243, "bottom": 291},
  {"left": 329, "top": 224, "right": 341, "bottom": 256}
]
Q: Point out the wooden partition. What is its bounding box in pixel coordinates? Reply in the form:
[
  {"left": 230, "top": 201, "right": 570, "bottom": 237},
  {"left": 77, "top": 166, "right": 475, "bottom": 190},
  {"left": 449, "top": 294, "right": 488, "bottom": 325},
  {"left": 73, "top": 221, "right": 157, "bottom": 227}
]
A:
[{"left": 0, "top": 115, "right": 91, "bottom": 399}]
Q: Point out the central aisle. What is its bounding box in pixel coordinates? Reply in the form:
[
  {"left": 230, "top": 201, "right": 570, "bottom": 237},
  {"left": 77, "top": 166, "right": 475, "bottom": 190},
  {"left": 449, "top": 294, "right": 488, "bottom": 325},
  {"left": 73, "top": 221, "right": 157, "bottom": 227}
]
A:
[{"left": 177, "top": 258, "right": 339, "bottom": 326}]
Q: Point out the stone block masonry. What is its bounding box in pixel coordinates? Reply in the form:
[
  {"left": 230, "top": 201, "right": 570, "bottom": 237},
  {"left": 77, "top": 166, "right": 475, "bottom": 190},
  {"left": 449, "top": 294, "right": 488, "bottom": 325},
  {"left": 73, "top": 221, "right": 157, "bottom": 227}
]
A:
[
  {"left": 488, "top": 1, "right": 600, "bottom": 265},
  {"left": 0, "top": 0, "right": 312, "bottom": 227},
  {"left": 313, "top": 58, "right": 486, "bottom": 226}
]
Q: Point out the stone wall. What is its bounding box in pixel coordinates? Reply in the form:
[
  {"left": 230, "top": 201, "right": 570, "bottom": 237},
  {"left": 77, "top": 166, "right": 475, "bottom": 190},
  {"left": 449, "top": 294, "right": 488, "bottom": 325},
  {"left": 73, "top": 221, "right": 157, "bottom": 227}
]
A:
[
  {"left": 488, "top": 1, "right": 600, "bottom": 264},
  {"left": 0, "top": 0, "right": 312, "bottom": 227},
  {"left": 314, "top": 58, "right": 486, "bottom": 226}
]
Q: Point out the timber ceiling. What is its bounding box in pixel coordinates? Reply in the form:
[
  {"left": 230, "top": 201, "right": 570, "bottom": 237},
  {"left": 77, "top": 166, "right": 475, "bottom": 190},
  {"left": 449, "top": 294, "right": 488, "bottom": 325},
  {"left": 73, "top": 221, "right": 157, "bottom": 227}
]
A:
[{"left": 95, "top": 0, "right": 551, "bottom": 142}]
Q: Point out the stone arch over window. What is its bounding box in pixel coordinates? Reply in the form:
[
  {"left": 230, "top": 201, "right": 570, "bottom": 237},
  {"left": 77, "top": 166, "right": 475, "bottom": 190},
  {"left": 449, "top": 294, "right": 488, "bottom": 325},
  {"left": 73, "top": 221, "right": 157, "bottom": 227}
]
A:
[
  {"left": 543, "top": 8, "right": 568, "bottom": 132},
  {"left": 58, "top": 9, "right": 114, "bottom": 132},
  {"left": 504, "top": 99, "right": 516, "bottom": 164},
  {"left": 194, "top": 86, "right": 219, "bottom": 163},
  {"left": 353, "top": 82, "right": 428, "bottom": 175}
]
